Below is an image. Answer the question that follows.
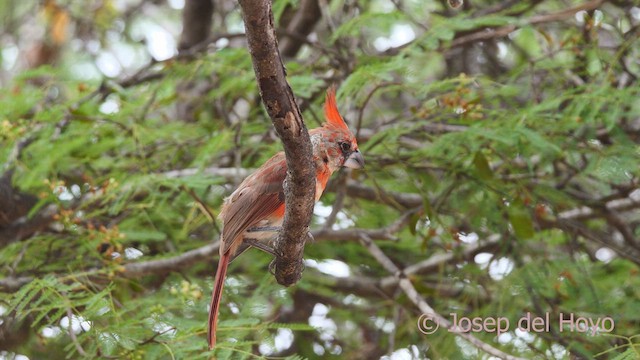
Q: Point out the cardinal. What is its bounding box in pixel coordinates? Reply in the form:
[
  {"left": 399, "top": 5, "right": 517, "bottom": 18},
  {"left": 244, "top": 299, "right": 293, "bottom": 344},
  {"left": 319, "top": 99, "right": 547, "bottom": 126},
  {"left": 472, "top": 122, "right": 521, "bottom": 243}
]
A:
[{"left": 207, "top": 88, "right": 364, "bottom": 349}]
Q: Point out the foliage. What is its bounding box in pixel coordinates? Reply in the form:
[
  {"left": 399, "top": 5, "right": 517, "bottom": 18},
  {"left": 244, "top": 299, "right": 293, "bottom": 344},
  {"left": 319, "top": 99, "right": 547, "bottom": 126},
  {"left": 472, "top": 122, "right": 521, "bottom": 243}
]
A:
[{"left": 1, "top": 0, "right": 639, "bottom": 359}]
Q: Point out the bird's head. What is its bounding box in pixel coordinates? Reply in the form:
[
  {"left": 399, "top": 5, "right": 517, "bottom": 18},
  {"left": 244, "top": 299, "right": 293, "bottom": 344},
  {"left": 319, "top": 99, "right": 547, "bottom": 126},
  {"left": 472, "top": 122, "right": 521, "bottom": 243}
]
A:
[{"left": 310, "top": 87, "right": 364, "bottom": 173}]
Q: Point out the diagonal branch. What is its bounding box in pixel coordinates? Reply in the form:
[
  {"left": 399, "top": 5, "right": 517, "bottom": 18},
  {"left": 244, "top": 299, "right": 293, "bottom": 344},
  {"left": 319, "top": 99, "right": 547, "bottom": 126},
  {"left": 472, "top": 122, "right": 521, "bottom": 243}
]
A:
[
  {"left": 279, "top": 0, "right": 322, "bottom": 58},
  {"left": 359, "top": 233, "right": 526, "bottom": 360},
  {"left": 238, "top": 0, "right": 315, "bottom": 286}
]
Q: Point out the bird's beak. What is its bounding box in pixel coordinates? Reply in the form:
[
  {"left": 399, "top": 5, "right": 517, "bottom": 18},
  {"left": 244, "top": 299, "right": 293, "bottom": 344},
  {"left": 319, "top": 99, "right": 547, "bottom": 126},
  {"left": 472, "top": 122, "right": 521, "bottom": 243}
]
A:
[{"left": 344, "top": 150, "right": 364, "bottom": 169}]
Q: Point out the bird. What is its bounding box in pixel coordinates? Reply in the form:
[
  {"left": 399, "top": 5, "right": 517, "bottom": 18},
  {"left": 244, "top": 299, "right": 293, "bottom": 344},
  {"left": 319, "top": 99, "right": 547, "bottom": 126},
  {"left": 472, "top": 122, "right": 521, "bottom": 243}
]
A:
[{"left": 207, "top": 87, "right": 364, "bottom": 349}]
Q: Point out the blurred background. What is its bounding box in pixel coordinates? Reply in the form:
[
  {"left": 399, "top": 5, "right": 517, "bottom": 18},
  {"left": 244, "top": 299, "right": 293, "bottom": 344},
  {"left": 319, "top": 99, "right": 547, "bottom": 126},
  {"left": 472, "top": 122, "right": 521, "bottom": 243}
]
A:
[{"left": 1, "top": 0, "right": 639, "bottom": 358}]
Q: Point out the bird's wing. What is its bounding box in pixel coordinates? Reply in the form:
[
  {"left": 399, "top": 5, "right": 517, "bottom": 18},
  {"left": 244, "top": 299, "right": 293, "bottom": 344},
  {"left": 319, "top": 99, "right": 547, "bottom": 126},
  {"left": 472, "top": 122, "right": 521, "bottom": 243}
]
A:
[{"left": 220, "top": 152, "right": 287, "bottom": 255}]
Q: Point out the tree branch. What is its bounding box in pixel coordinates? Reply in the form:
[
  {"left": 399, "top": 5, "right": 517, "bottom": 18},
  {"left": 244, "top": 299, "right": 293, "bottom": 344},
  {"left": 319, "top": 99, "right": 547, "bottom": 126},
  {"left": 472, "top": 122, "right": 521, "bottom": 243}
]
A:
[
  {"left": 238, "top": 0, "right": 316, "bottom": 286},
  {"left": 0, "top": 276, "right": 33, "bottom": 293},
  {"left": 0, "top": 204, "right": 58, "bottom": 247},
  {"left": 0, "top": 224, "right": 403, "bottom": 293},
  {"left": 383, "top": 0, "right": 607, "bottom": 56},
  {"left": 448, "top": 0, "right": 606, "bottom": 50},
  {"left": 359, "top": 233, "right": 526, "bottom": 360},
  {"left": 557, "top": 190, "right": 640, "bottom": 221},
  {"left": 279, "top": 0, "right": 321, "bottom": 58},
  {"left": 0, "top": 173, "right": 38, "bottom": 229},
  {"left": 178, "top": 0, "right": 214, "bottom": 53},
  {"left": 121, "top": 242, "right": 219, "bottom": 278}
]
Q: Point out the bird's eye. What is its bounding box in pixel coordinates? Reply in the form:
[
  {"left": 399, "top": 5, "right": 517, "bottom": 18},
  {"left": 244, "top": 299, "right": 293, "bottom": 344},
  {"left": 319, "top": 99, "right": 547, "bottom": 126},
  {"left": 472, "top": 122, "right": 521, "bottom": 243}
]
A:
[{"left": 340, "top": 142, "right": 351, "bottom": 152}]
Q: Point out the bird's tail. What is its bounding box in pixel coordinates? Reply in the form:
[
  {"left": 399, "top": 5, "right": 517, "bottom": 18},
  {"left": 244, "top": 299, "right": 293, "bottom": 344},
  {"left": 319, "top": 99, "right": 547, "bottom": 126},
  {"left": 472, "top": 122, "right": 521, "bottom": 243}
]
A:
[{"left": 208, "top": 251, "right": 230, "bottom": 349}]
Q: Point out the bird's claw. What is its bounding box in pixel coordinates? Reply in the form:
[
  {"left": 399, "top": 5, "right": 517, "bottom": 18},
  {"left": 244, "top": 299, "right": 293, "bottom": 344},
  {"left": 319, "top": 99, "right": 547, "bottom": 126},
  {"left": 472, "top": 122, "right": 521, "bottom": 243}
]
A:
[
  {"left": 268, "top": 259, "right": 277, "bottom": 275},
  {"left": 306, "top": 230, "right": 315, "bottom": 244}
]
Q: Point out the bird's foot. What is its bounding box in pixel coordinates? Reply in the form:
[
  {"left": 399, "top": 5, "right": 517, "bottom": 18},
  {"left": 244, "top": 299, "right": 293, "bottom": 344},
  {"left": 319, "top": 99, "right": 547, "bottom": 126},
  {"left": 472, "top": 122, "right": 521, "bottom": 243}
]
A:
[
  {"left": 244, "top": 238, "right": 278, "bottom": 257},
  {"left": 268, "top": 256, "right": 305, "bottom": 276},
  {"left": 246, "top": 226, "right": 281, "bottom": 233},
  {"left": 306, "top": 229, "right": 315, "bottom": 244},
  {"left": 268, "top": 259, "right": 277, "bottom": 275}
]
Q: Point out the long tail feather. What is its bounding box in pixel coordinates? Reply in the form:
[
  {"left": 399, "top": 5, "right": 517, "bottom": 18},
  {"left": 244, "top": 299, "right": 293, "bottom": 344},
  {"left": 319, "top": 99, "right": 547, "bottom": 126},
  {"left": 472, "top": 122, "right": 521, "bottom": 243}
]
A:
[{"left": 208, "top": 252, "right": 230, "bottom": 349}]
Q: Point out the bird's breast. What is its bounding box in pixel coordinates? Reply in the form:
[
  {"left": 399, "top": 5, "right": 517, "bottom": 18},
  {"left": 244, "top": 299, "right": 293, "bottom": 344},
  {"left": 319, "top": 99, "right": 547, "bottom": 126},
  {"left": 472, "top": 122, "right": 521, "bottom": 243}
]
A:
[{"left": 315, "top": 166, "right": 332, "bottom": 201}]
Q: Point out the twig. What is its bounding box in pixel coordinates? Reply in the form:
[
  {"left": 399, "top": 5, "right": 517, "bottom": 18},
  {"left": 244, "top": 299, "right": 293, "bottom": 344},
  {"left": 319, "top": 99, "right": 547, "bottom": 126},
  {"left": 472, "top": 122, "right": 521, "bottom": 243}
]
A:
[
  {"left": 558, "top": 190, "right": 640, "bottom": 221},
  {"left": 163, "top": 167, "right": 251, "bottom": 180},
  {"left": 322, "top": 171, "right": 348, "bottom": 230},
  {"left": 355, "top": 82, "right": 402, "bottom": 139},
  {"left": 122, "top": 242, "right": 219, "bottom": 278},
  {"left": 66, "top": 308, "right": 88, "bottom": 356},
  {"left": 0, "top": 276, "right": 33, "bottom": 293},
  {"left": 180, "top": 185, "right": 221, "bottom": 234},
  {"left": 384, "top": 234, "right": 502, "bottom": 282},
  {"left": 602, "top": 212, "right": 640, "bottom": 250}
]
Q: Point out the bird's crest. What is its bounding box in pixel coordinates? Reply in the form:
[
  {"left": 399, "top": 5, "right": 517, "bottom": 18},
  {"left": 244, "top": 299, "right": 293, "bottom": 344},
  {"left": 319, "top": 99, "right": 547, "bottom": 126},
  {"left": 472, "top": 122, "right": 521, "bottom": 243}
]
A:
[{"left": 324, "top": 86, "right": 349, "bottom": 132}]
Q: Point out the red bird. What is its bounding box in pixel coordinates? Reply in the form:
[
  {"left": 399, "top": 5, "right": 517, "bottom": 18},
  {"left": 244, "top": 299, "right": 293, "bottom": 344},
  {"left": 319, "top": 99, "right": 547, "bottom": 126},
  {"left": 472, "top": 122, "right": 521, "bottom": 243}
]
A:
[{"left": 207, "top": 88, "right": 364, "bottom": 349}]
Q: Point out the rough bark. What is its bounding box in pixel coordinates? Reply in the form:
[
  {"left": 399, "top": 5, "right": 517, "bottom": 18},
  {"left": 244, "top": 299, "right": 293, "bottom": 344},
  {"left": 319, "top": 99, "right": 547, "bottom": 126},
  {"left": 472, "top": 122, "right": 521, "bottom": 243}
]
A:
[{"left": 238, "top": 0, "right": 315, "bottom": 286}]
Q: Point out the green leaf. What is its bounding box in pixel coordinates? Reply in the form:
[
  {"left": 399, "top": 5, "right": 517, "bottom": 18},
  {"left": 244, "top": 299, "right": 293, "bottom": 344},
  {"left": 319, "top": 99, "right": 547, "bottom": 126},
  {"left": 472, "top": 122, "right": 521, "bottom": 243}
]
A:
[
  {"left": 265, "top": 322, "right": 315, "bottom": 331},
  {"left": 122, "top": 230, "right": 167, "bottom": 242},
  {"left": 508, "top": 198, "right": 535, "bottom": 240},
  {"left": 610, "top": 349, "right": 639, "bottom": 360},
  {"left": 512, "top": 27, "right": 542, "bottom": 57},
  {"left": 472, "top": 151, "right": 493, "bottom": 180}
]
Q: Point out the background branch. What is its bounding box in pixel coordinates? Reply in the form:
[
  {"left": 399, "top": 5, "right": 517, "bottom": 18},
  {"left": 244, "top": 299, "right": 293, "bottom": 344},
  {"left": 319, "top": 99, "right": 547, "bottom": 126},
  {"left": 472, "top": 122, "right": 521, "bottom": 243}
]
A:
[
  {"left": 178, "top": 0, "right": 213, "bottom": 52},
  {"left": 359, "top": 234, "right": 526, "bottom": 360}
]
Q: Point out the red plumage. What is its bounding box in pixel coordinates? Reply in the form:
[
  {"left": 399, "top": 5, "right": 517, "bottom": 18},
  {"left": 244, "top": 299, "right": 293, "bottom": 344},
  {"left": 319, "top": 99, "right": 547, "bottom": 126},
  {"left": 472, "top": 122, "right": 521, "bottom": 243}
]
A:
[{"left": 207, "top": 88, "right": 364, "bottom": 349}]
